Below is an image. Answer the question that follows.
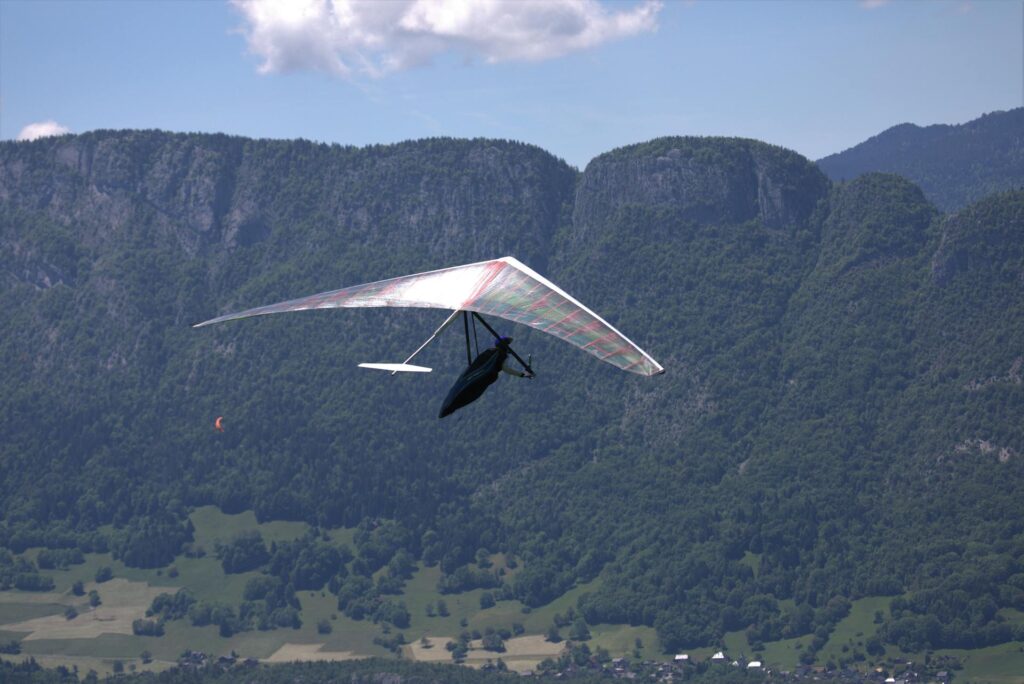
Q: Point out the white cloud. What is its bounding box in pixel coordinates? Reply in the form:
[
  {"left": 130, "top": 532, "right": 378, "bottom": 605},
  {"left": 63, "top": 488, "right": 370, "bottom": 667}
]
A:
[
  {"left": 16, "top": 120, "right": 71, "bottom": 141},
  {"left": 232, "top": 0, "right": 662, "bottom": 78},
  {"left": 858, "top": 0, "right": 889, "bottom": 9}
]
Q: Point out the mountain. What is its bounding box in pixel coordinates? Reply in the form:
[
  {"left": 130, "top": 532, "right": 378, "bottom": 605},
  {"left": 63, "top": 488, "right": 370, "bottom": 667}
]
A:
[
  {"left": 817, "top": 108, "right": 1024, "bottom": 211},
  {"left": 1, "top": 131, "right": 1022, "bottom": 657}
]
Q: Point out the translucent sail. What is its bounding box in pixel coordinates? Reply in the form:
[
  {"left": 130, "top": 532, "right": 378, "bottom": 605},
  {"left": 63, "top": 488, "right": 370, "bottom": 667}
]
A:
[{"left": 194, "top": 257, "right": 664, "bottom": 376}]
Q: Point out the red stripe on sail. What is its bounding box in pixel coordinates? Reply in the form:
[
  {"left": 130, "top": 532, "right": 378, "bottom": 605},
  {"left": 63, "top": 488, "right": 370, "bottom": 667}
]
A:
[
  {"left": 582, "top": 331, "right": 615, "bottom": 350},
  {"left": 462, "top": 261, "right": 507, "bottom": 309},
  {"left": 545, "top": 309, "right": 581, "bottom": 332}
]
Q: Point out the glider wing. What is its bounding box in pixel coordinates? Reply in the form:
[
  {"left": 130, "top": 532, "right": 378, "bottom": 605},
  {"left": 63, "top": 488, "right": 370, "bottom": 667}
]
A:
[{"left": 194, "top": 257, "right": 663, "bottom": 376}]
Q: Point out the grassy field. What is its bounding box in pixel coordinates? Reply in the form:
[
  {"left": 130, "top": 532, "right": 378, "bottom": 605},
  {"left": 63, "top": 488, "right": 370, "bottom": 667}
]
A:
[
  {"left": 0, "top": 529, "right": 648, "bottom": 671},
  {"left": 405, "top": 634, "right": 563, "bottom": 672},
  {"left": 0, "top": 600, "right": 65, "bottom": 623},
  {"left": 400, "top": 563, "right": 495, "bottom": 638},
  {"left": 721, "top": 596, "right": 891, "bottom": 672},
  {"left": 588, "top": 623, "right": 662, "bottom": 658},
  {"left": 188, "top": 506, "right": 309, "bottom": 550},
  {"left": 263, "top": 643, "right": 359, "bottom": 662},
  {"left": 4, "top": 508, "right": 1024, "bottom": 681},
  {"left": 758, "top": 635, "right": 805, "bottom": 669},
  {"left": 817, "top": 595, "right": 891, "bottom": 665},
  {"left": 0, "top": 652, "right": 177, "bottom": 678},
  {"left": 0, "top": 508, "right": 380, "bottom": 666},
  {"left": 395, "top": 559, "right": 606, "bottom": 641},
  {"left": 2, "top": 578, "right": 165, "bottom": 642},
  {"left": 947, "top": 641, "right": 1024, "bottom": 684},
  {"left": 1000, "top": 608, "right": 1024, "bottom": 627},
  {"left": 722, "top": 629, "right": 752, "bottom": 661},
  {"left": 718, "top": 596, "right": 1024, "bottom": 684}
]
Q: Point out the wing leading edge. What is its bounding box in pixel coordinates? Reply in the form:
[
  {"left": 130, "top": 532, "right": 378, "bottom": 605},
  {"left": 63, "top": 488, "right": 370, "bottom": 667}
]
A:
[{"left": 193, "top": 256, "right": 664, "bottom": 377}]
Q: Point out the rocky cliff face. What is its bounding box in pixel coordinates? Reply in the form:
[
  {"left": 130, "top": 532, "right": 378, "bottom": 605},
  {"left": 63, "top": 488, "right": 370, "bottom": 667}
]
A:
[
  {"left": 550, "top": 137, "right": 831, "bottom": 451},
  {"left": 572, "top": 137, "right": 829, "bottom": 241},
  {"left": 0, "top": 131, "right": 576, "bottom": 273}
]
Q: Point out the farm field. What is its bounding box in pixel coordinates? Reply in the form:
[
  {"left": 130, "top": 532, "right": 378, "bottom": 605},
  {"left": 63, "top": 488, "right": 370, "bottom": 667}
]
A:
[
  {"left": 404, "top": 634, "right": 563, "bottom": 673},
  {"left": 0, "top": 652, "right": 177, "bottom": 678},
  {"left": 950, "top": 642, "right": 1024, "bottom": 684},
  {"left": 719, "top": 597, "right": 1024, "bottom": 684},
  {"left": 4, "top": 506, "right": 1023, "bottom": 683},
  {"left": 1, "top": 506, "right": 583, "bottom": 672},
  {"left": 1, "top": 578, "right": 165, "bottom": 641},
  {"left": 263, "top": 643, "right": 359, "bottom": 662}
]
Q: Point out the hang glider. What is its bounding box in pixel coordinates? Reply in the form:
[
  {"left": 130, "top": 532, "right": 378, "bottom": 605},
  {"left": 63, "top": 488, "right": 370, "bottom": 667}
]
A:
[{"left": 193, "top": 256, "right": 664, "bottom": 377}]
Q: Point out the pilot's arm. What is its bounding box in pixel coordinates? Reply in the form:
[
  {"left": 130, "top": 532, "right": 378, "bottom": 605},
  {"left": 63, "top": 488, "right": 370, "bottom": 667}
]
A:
[{"left": 501, "top": 362, "right": 532, "bottom": 379}]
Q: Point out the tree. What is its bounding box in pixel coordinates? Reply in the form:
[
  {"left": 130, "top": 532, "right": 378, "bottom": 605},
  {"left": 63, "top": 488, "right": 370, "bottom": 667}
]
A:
[
  {"left": 374, "top": 600, "right": 410, "bottom": 629},
  {"left": 148, "top": 589, "right": 195, "bottom": 621},
  {"left": 569, "top": 617, "right": 591, "bottom": 641},
  {"left": 217, "top": 532, "right": 269, "bottom": 574},
  {"left": 482, "top": 632, "right": 505, "bottom": 652},
  {"left": 132, "top": 619, "right": 164, "bottom": 637}
]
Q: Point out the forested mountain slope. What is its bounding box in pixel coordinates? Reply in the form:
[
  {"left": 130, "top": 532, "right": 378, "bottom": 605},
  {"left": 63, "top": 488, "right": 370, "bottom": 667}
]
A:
[
  {"left": 817, "top": 107, "right": 1024, "bottom": 211},
  {"left": 1, "top": 131, "right": 1022, "bottom": 654}
]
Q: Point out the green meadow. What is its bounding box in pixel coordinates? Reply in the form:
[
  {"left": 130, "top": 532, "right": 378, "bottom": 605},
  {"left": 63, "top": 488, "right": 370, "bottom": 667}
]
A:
[
  {"left": 0, "top": 506, "right": 651, "bottom": 675},
  {"left": 3, "top": 508, "right": 1023, "bottom": 682}
]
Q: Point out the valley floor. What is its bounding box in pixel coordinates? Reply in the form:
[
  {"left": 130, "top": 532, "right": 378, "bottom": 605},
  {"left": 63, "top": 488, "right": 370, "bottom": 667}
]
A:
[{"left": 1, "top": 506, "right": 1021, "bottom": 683}]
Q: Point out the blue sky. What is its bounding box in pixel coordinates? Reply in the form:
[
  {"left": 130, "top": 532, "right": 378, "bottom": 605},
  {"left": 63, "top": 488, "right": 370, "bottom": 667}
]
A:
[{"left": 1, "top": 0, "right": 1020, "bottom": 168}]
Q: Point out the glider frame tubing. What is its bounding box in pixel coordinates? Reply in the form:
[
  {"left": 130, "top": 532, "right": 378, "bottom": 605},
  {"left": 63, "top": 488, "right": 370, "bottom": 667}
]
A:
[
  {"left": 471, "top": 311, "right": 535, "bottom": 378},
  {"left": 463, "top": 311, "right": 472, "bottom": 365},
  {"left": 387, "top": 308, "right": 464, "bottom": 374},
  {"left": 382, "top": 309, "right": 535, "bottom": 378}
]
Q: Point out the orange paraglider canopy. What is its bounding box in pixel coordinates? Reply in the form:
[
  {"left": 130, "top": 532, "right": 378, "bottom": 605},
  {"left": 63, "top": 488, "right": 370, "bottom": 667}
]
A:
[{"left": 214, "top": 416, "right": 224, "bottom": 432}]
